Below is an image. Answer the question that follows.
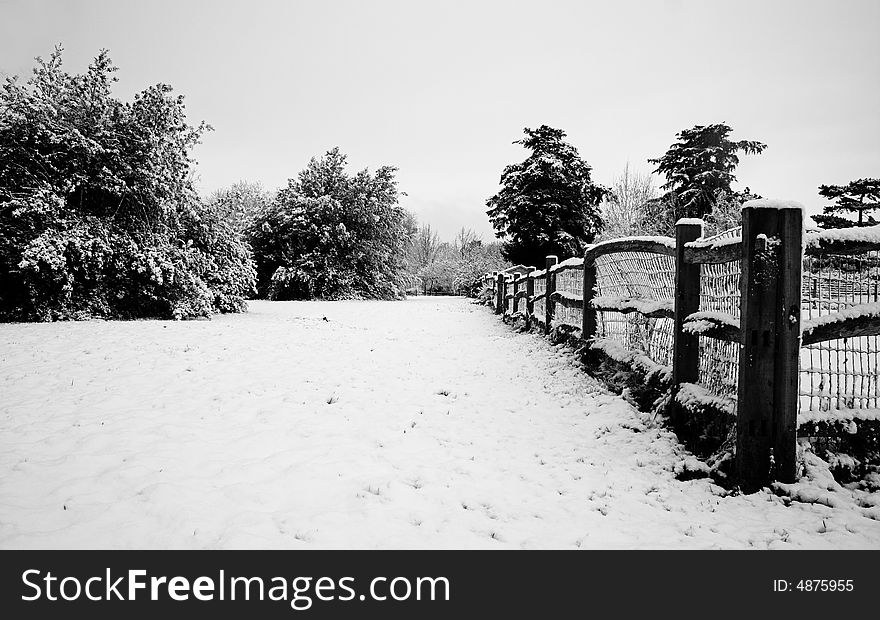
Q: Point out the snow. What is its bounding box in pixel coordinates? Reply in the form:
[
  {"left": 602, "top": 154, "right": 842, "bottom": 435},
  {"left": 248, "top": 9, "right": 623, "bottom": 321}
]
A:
[
  {"left": 592, "top": 296, "right": 673, "bottom": 317},
  {"left": 675, "top": 218, "right": 705, "bottom": 227},
  {"left": 553, "top": 290, "right": 583, "bottom": 303},
  {"left": 1, "top": 298, "right": 879, "bottom": 549},
  {"left": 682, "top": 321, "right": 716, "bottom": 335},
  {"left": 590, "top": 235, "right": 676, "bottom": 249},
  {"left": 528, "top": 268, "right": 546, "bottom": 279},
  {"left": 772, "top": 447, "right": 880, "bottom": 521},
  {"left": 675, "top": 382, "right": 736, "bottom": 417},
  {"left": 805, "top": 225, "right": 880, "bottom": 249},
  {"left": 682, "top": 311, "right": 740, "bottom": 335},
  {"left": 742, "top": 198, "right": 805, "bottom": 211},
  {"left": 684, "top": 236, "right": 742, "bottom": 250},
  {"left": 801, "top": 302, "right": 880, "bottom": 336},
  {"left": 549, "top": 257, "right": 584, "bottom": 273},
  {"left": 591, "top": 337, "right": 672, "bottom": 384},
  {"left": 798, "top": 408, "right": 880, "bottom": 426}
]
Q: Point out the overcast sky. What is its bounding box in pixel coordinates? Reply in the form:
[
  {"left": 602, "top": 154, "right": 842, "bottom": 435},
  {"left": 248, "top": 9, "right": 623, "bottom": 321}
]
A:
[{"left": 2, "top": 0, "right": 878, "bottom": 239}]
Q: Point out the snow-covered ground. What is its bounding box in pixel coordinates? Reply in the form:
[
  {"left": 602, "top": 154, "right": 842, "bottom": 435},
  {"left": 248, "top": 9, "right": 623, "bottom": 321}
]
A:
[{"left": 1, "top": 298, "right": 878, "bottom": 549}]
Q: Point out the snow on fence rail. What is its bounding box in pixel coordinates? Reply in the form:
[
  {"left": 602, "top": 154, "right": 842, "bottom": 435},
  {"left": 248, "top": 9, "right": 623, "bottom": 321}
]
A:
[
  {"left": 801, "top": 230, "right": 880, "bottom": 417},
  {"left": 481, "top": 200, "right": 880, "bottom": 492}
]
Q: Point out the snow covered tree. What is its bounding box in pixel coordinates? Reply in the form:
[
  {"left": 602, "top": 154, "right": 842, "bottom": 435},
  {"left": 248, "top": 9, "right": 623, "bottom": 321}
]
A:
[
  {"left": 404, "top": 223, "right": 443, "bottom": 294},
  {"left": 453, "top": 227, "right": 480, "bottom": 256},
  {"left": 417, "top": 243, "right": 458, "bottom": 294},
  {"left": 648, "top": 122, "right": 766, "bottom": 219},
  {"left": 702, "top": 187, "right": 761, "bottom": 236},
  {"left": 598, "top": 163, "right": 658, "bottom": 240},
  {"left": 486, "top": 125, "right": 607, "bottom": 267},
  {"left": 409, "top": 223, "right": 441, "bottom": 270},
  {"left": 206, "top": 181, "right": 275, "bottom": 233},
  {"left": 403, "top": 223, "right": 507, "bottom": 295},
  {"left": 248, "top": 148, "right": 411, "bottom": 300},
  {"left": 0, "top": 47, "right": 255, "bottom": 321},
  {"left": 813, "top": 178, "right": 880, "bottom": 228},
  {"left": 452, "top": 238, "right": 508, "bottom": 296}
]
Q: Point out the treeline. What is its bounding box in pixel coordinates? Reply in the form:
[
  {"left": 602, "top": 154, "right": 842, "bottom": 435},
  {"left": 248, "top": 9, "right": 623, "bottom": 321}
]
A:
[
  {"left": 404, "top": 225, "right": 506, "bottom": 295},
  {"left": 0, "top": 49, "right": 505, "bottom": 321},
  {"left": 5, "top": 48, "right": 873, "bottom": 321},
  {"left": 486, "top": 124, "right": 878, "bottom": 268},
  {"left": 208, "top": 177, "right": 509, "bottom": 300},
  {"left": 0, "top": 49, "right": 256, "bottom": 322}
]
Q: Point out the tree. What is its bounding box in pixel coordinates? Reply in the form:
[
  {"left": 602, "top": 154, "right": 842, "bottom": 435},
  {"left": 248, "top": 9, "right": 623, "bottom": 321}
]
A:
[
  {"left": 0, "top": 47, "right": 255, "bottom": 321},
  {"left": 648, "top": 122, "right": 766, "bottom": 220},
  {"left": 486, "top": 125, "right": 607, "bottom": 266},
  {"left": 206, "top": 181, "right": 274, "bottom": 233},
  {"left": 453, "top": 227, "right": 480, "bottom": 256},
  {"left": 814, "top": 178, "right": 880, "bottom": 228},
  {"left": 402, "top": 222, "right": 509, "bottom": 295},
  {"left": 598, "top": 163, "right": 658, "bottom": 240},
  {"left": 702, "top": 187, "right": 761, "bottom": 236},
  {"left": 417, "top": 242, "right": 458, "bottom": 294},
  {"left": 410, "top": 223, "right": 441, "bottom": 267},
  {"left": 404, "top": 223, "right": 443, "bottom": 294},
  {"left": 247, "top": 148, "right": 411, "bottom": 300},
  {"left": 452, "top": 239, "right": 508, "bottom": 296}
]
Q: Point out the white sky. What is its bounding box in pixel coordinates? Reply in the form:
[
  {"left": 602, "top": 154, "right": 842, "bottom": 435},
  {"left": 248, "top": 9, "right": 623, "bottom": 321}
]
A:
[{"left": 2, "top": 0, "right": 879, "bottom": 240}]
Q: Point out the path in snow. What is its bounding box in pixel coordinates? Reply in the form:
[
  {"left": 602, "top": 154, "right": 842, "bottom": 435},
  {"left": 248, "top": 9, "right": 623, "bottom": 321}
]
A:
[{"left": 1, "top": 298, "right": 878, "bottom": 549}]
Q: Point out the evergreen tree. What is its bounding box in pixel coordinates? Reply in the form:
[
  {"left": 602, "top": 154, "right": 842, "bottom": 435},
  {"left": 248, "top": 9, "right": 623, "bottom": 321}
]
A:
[
  {"left": 486, "top": 125, "right": 607, "bottom": 267},
  {"left": 814, "top": 178, "right": 880, "bottom": 228},
  {"left": 648, "top": 122, "right": 766, "bottom": 219}
]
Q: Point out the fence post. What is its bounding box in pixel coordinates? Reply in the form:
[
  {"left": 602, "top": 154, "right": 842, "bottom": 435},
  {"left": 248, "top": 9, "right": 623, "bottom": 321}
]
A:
[
  {"left": 512, "top": 273, "right": 521, "bottom": 314},
  {"left": 503, "top": 275, "right": 511, "bottom": 314},
  {"left": 495, "top": 272, "right": 504, "bottom": 315},
  {"left": 672, "top": 219, "right": 704, "bottom": 422},
  {"left": 737, "top": 201, "right": 803, "bottom": 492},
  {"left": 582, "top": 251, "right": 597, "bottom": 341},
  {"left": 544, "top": 255, "right": 558, "bottom": 335}
]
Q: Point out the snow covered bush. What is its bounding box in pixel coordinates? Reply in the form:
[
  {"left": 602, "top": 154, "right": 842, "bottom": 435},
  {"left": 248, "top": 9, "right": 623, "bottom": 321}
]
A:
[
  {"left": 0, "top": 48, "right": 255, "bottom": 321},
  {"left": 248, "top": 148, "right": 411, "bottom": 300},
  {"left": 597, "top": 164, "right": 659, "bottom": 240},
  {"left": 701, "top": 188, "right": 762, "bottom": 236},
  {"left": 205, "top": 181, "right": 275, "bottom": 234}
]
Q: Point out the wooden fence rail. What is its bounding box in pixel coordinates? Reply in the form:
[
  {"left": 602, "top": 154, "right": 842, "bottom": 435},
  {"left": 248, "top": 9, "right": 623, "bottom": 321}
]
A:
[{"left": 482, "top": 200, "right": 880, "bottom": 492}]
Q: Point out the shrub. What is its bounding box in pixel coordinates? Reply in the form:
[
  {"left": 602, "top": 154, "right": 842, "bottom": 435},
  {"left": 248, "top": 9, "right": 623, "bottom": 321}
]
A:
[{"left": 0, "top": 47, "right": 255, "bottom": 321}]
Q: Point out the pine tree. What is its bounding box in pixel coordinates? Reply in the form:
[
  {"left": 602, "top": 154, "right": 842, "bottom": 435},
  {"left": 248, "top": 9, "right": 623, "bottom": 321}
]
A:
[
  {"left": 486, "top": 125, "right": 607, "bottom": 267},
  {"left": 814, "top": 178, "right": 880, "bottom": 228},
  {"left": 648, "top": 122, "right": 766, "bottom": 219}
]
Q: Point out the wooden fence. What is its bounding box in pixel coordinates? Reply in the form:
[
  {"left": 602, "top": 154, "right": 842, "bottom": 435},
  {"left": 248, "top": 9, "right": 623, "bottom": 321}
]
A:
[{"left": 482, "top": 200, "right": 880, "bottom": 492}]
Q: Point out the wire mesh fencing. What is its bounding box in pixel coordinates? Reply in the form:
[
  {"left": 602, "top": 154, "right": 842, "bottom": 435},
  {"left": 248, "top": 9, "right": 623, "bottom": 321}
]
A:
[
  {"left": 554, "top": 266, "right": 583, "bottom": 329},
  {"left": 482, "top": 223, "right": 880, "bottom": 429},
  {"left": 800, "top": 249, "right": 880, "bottom": 419},
  {"left": 533, "top": 276, "right": 546, "bottom": 322},
  {"left": 697, "top": 256, "right": 742, "bottom": 404},
  {"left": 594, "top": 251, "right": 676, "bottom": 368},
  {"left": 480, "top": 215, "right": 880, "bottom": 489}
]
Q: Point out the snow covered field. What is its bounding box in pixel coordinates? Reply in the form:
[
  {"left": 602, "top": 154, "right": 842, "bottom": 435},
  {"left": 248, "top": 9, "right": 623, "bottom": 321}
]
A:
[{"left": 1, "top": 298, "right": 879, "bottom": 549}]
